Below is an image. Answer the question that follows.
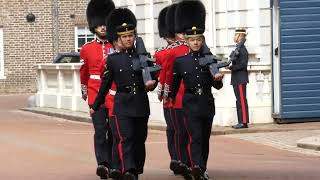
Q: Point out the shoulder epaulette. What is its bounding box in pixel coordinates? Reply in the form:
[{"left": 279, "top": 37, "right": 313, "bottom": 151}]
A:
[
  {"left": 167, "top": 42, "right": 180, "bottom": 49},
  {"left": 175, "top": 53, "right": 188, "bottom": 61},
  {"left": 108, "top": 51, "right": 120, "bottom": 57},
  {"left": 167, "top": 41, "right": 188, "bottom": 49},
  {"left": 155, "top": 46, "right": 167, "bottom": 53}
]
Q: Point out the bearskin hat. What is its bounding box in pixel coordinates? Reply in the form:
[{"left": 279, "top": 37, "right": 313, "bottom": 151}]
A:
[
  {"left": 106, "top": 8, "right": 137, "bottom": 42},
  {"left": 158, "top": 6, "right": 171, "bottom": 38},
  {"left": 175, "top": 0, "right": 206, "bottom": 35},
  {"left": 235, "top": 28, "right": 247, "bottom": 34},
  {"left": 86, "top": 0, "right": 115, "bottom": 33},
  {"left": 166, "top": 4, "right": 178, "bottom": 36}
]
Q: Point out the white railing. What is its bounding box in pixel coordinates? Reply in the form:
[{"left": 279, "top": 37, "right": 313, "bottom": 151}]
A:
[
  {"left": 34, "top": 63, "right": 273, "bottom": 126},
  {"left": 35, "top": 63, "right": 88, "bottom": 113}
]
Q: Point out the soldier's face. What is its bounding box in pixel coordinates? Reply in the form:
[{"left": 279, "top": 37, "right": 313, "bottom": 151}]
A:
[
  {"left": 186, "top": 36, "right": 204, "bottom": 52},
  {"left": 119, "top": 33, "right": 135, "bottom": 49},
  {"left": 113, "top": 37, "right": 124, "bottom": 51},
  {"left": 164, "top": 37, "right": 175, "bottom": 45},
  {"left": 234, "top": 33, "right": 244, "bottom": 43},
  {"left": 176, "top": 33, "right": 185, "bottom": 41},
  {"left": 95, "top": 25, "right": 107, "bottom": 37}
]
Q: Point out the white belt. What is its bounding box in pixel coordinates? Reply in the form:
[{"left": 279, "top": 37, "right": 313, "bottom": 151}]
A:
[
  {"left": 109, "top": 89, "right": 116, "bottom": 96},
  {"left": 90, "top": 75, "right": 101, "bottom": 80}
]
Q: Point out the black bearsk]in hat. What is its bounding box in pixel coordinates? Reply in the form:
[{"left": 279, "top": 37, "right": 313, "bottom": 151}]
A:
[
  {"left": 166, "top": 4, "right": 178, "bottom": 36},
  {"left": 175, "top": 0, "right": 206, "bottom": 36},
  {"left": 106, "top": 8, "right": 137, "bottom": 42},
  {"left": 158, "top": 6, "right": 171, "bottom": 38},
  {"left": 86, "top": 0, "right": 115, "bottom": 33}
]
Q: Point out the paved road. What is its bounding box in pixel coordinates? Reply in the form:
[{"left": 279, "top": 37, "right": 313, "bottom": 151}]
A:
[
  {"left": 1, "top": 95, "right": 320, "bottom": 180},
  {"left": 227, "top": 130, "right": 320, "bottom": 157}
]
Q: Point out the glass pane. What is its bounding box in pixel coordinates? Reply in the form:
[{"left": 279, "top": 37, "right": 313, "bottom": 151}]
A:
[
  {"left": 77, "top": 27, "right": 86, "bottom": 35},
  {"left": 78, "top": 38, "right": 86, "bottom": 48},
  {"left": 87, "top": 38, "right": 94, "bottom": 42},
  {"left": 85, "top": 28, "right": 93, "bottom": 35}
]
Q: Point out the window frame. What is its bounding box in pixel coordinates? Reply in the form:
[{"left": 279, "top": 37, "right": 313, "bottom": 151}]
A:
[{"left": 74, "top": 26, "right": 95, "bottom": 52}]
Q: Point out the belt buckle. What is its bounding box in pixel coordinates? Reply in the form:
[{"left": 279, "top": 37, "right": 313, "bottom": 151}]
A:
[
  {"left": 196, "top": 87, "right": 203, "bottom": 95},
  {"left": 132, "top": 86, "right": 137, "bottom": 94},
  {"left": 127, "top": 86, "right": 137, "bottom": 94}
]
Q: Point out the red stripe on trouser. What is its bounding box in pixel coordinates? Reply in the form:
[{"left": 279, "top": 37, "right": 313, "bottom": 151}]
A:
[
  {"left": 169, "top": 108, "right": 179, "bottom": 160},
  {"left": 238, "top": 84, "right": 247, "bottom": 124},
  {"left": 183, "top": 116, "right": 193, "bottom": 167},
  {"left": 110, "top": 116, "right": 114, "bottom": 162},
  {"left": 174, "top": 110, "right": 181, "bottom": 160},
  {"left": 114, "top": 115, "right": 125, "bottom": 174}
]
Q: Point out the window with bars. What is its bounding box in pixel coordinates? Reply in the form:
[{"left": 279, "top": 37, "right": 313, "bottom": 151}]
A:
[{"left": 75, "top": 26, "right": 95, "bottom": 52}]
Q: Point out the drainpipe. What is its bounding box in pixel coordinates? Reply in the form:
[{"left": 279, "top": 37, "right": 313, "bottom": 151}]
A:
[
  {"left": 271, "top": 0, "right": 281, "bottom": 119},
  {"left": 52, "top": 0, "right": 59, "bottom": 60}
]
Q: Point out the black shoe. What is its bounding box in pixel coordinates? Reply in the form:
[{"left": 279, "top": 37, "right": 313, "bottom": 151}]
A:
[
  {"left": 170, "top": 160, "right": 181, "bottom": 175},
  {"left": 109, "top": 169, "right": 122, "bottom": 180},
  {"left": 123, "top": 172, "right": 137, "bottom": 180},
  {"left": 232, "top": 123, "right": 248, "bottom": 129},
  {"left": 191, "top": 165, "right": 204, "bottom": 180},
  {"left": 179, "top": 163, "right": 193, "bottom": 180},
  {"left": 203, "top": 171, "right": 210, "bottom": 180},
  {"left": 96, "top": 165, "right": 109, "bottom": 179}
]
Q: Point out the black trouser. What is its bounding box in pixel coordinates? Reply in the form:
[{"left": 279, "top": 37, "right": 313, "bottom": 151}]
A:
[
  {"left": 91, "top": 106, "right": 113, "bottom": 167},
  {"left": 110, "top": 114, "right": 148, "bottom": 174},
  {"left": 175, "top": 108, "right": 189, "bottom": 166},
  {"left": 108, "top": 115, "right": 121, "bottom": 170},
  {"left": 183, "top": 114, "right": 213, "bottom": 170},
  {"left": 163, "top": 107, "right": 179, "bottom": 161},
  {"left": 233, "top": 84, "right": 249, "bottom": 124},
  {"left": 163, "top": 108, "right": 189, "bottom": 165}
]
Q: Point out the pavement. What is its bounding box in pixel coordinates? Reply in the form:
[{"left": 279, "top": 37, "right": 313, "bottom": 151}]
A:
[
  {"left": 297, "top": 135, "right": 320, "bottom": 151},
  {"left": 2, "top": 94, "right": 320, "bottom": 180},
  {"left": 23, "top": 106, "right": 320, "bottom": 136}
]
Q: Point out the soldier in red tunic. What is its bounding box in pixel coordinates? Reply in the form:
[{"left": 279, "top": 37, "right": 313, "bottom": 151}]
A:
[
  {"left": 79, "top": 0, "right": 115, "bottom": 179},
  {"left": 161, "top": 3, "right": 192, "bottom": 179},
  {"left": 154, "top": 5, "right": 182, "bottom": 175}
]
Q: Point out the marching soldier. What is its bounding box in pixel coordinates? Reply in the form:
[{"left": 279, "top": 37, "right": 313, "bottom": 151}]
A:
[
  {"left": 169, "top": 1, "right": 224, "bottom": 180},
  {"left": 162, "top": 3, "right": 192, "bottom": 178},
  {"left": 80, "top": 0, "right": 115, "bottom": 179},
  {"left": 154, "top": 5, "right": 183, "bottom": 175},
  {"left": 91, "top": 8, "right": 157, "bottom": 180},
  {"left": 228, "top": 29, "right": 250, "bottom": 129},
  {"left": 105, "top": 38, "right": 123, "bottom": 180}
]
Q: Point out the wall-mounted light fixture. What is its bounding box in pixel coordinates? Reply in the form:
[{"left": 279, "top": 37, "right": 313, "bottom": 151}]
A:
[{"left": 26, "top": 13, "right": 36, "bottom": 23}]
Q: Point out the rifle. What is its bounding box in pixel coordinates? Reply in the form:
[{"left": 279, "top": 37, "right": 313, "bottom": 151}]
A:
[
  {"left": 198, "top": 38, "right": 246, "bottom": 76},
  {"left": 229, "top": 38, "right": 246, "bottom": 62},
  {"left": 133, "top": 37, "right": 161, "bottom": 84}
]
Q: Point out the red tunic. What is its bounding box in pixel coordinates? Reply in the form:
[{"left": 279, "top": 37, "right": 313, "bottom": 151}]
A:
[
  {"left": 164, "top": 41, "right": 189, "bottom": 109},
  {"left": 154, "top": 46, "right": 170, "bottom": 108},
  {"left": 80, "top": 39, "right": 115, "bottom": 107}
]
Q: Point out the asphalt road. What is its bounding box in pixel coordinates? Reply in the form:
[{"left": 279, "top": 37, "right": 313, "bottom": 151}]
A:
[{"left": 1, "top": 95, "right": 320, "bottom": 180}]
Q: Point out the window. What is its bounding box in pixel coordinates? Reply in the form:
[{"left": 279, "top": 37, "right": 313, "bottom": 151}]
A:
[
  {"left": 75, "top": 26, "right": 95, "bottom": 52},
  {"left": 0, "top": 28, "right": 4, "bottom": 79}
]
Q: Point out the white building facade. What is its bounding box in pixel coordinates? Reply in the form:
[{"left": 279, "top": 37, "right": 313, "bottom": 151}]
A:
[{"left": 35, "top": 0, "right": 274, "bottom": 126}]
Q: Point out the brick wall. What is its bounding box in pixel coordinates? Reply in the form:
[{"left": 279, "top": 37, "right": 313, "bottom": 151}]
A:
[
  {"left": 0, "top": 0, "right": 87, "bottom": 93},
  {"left": 0, "top": 0, "right": 272, "bottom": 93}
]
